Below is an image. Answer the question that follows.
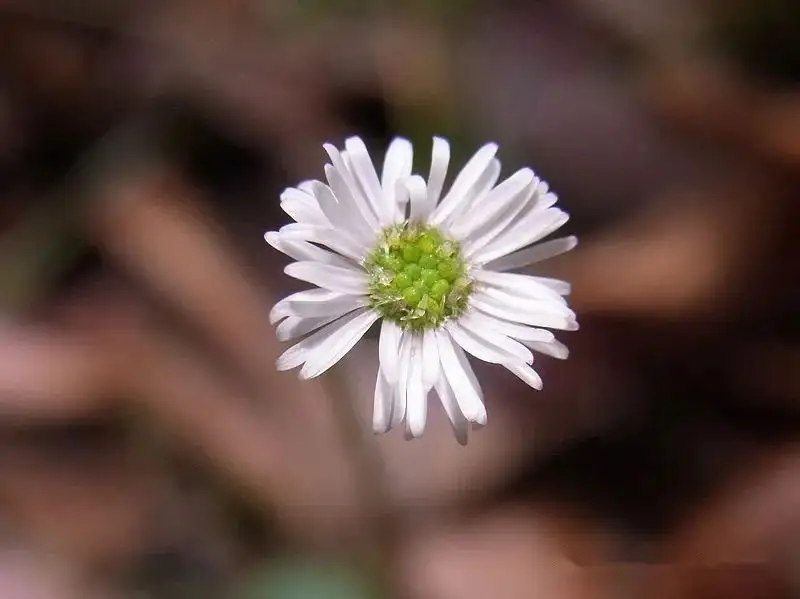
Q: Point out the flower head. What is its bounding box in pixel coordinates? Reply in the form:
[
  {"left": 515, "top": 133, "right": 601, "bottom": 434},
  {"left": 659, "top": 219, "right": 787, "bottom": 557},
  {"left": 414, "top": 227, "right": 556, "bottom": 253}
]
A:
[{"left": 266, "top": 136, "right": 577, "bottom": 444}]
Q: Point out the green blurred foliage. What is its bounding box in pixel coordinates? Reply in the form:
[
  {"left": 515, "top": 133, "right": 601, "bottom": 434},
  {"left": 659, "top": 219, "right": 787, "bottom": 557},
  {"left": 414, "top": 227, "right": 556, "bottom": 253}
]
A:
[
  {"left": 281, "top": 0, "right": 475, "bottom": 23},
  {"left": 236, "top": 558, "right": 381, "bottom": 599}
]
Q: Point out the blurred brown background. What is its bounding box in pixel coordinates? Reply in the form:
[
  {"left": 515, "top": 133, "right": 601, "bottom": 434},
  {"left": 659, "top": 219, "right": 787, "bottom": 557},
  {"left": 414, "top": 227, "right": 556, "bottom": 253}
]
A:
[{"left": 0, "top": 0, "right": 798, "bottom": 597}]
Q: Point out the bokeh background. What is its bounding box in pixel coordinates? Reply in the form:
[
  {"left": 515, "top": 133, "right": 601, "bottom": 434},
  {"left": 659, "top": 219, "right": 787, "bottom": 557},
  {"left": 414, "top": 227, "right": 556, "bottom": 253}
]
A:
[{"left": 0, "top": 0, "right": 799, "bottom": 597}]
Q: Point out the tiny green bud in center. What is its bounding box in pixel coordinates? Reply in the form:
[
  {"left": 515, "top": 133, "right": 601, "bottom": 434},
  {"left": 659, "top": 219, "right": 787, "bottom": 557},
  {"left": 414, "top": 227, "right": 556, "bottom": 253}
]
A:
[{"left": 364, "top": 222, "right": 473, "bottom": 332}]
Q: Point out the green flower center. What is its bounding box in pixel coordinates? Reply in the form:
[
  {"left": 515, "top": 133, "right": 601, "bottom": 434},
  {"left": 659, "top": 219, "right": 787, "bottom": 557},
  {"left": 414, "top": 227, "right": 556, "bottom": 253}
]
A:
[{"left": 364, "top": 222, "right": 473, "bottom": 332}]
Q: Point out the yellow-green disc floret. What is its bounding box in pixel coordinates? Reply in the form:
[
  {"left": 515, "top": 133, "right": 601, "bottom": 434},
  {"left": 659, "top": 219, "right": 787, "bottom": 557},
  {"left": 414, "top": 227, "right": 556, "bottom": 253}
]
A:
[{"left": 364, "top": 223, "right": 473, "bottom": 332}]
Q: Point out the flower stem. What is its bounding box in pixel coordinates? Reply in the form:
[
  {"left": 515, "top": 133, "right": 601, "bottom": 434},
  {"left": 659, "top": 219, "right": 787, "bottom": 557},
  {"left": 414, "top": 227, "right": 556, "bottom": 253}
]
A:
[{"left": 323, "top": 367, "right": 398, "bottom": 597}]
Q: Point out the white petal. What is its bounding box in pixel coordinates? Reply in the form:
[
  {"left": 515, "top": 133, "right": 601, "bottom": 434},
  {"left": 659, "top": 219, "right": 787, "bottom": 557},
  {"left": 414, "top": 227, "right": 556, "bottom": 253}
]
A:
[
  {"left": 311, "top": 181, "right": 373, "bottom": 246},
  {"left": 277, "top": 224, "right": 368, "bottom": 262},
  {"left": 479, "top": 285, "right": 575, "bottom": 318},
  {"left": 283, "top": 261, "right": 368, "bottom": 295},
  {"left": 284, "top": 261, "right": 368, "bottom": 295},
  {"left": 430, "top": 143, "right": 498, "bottom": 226},
  {"left": 471, "top": 208, "right": 570, "bottom": 265},
  {"left": 342, "top": 151, "right": 378, "bottom": 220},
  {"left": 381, "top": 137, "right": 413, "bottom": 202},
  {"left": 282, "top": 187, "right": 316, "bottom": 206},
  {"left": 524, "top": 190, "right": 559, "bottom": 215},
  {"left": 346, "top": 136, "right": 391, "bottom": 225},
  {"left": 421, "top": 329, "right": 440, "bottom": 391},
  {"left": 297, "top": 180, "right": 317, "bottom": 194},
  {"left": 451, "top": 339, "right": 485, "bottom": 402},
  {"left": 379, "top": 320, "right": 402, "bottom": 385},
  {"left": 276, "top": 333, "right": 320, "bottom": 371},
  {"left": 322, "top": 167, "right": 380, "bottom": 237},
  {"left": 269, "top": 292, "right": 298, "bottom": 324},
  {"left": 427, "top": 136, "right": 450, "bottom": 207},
  {"left": 287, "top": 293, "right": 366, "bottom": 318},
  {"left": 504, "top": 361, "right": 543, "bottom": 390},
  {"left": 271, "top": 288, "right": 365, "bottom": 322},
  {"left": 299, "top": 308, "right": 379, "bottom": 379},
  {"left": 434, "top": 376, "right": 469, "bottom": 445},
  {"left": 276, "top": 313, "right": 350, "bottom": 341},
  {"left": 461, "top": 309, "right": 555, "bottom": 343},
  {"left": 274, "top": 200, "right": 318, "bottom": 227},
  {"left": 264, "top": 232, "right": 354, "bottom": 268},
  {"left": 280, "top": 198, "right": 328, "bottom": 226},
  {"left": 264, "top": 231, "right": 301, "bottom": 261},
  {"left": 393, "top": 179, "right": 409, "bottom": 222},
  {"left": 396, "top": 334, "right": 412, "bottom": 403},
  {"left": 455, "top": 317, "right": 534, "bottom": 364},
  {"left": 507, "top": 183, "right": 556, "bottom": 226},
  {"left": 311, "top": 229, "right": 370, "bottom": 263},
  {"left": 310, "top": 180, "right": 346, "bottom": 228},
  {"left": 472, "top": 270, "right": 568, "bottom": 305},
  {"left": 451, "top": 168, "right": 534, "bottom": 239},
  {"left": 406, "top": 175, "right": 430, "bottom": 222},
  {"left": 405, "top": 335, "right": 427, "bottom": 438},
  {"left": 269, "top": 303, "right": 292, "bottom": 325},
  {"left": 525, "top": 338, "right": 570, "bottom": 360},
  {"left": 373, "top": 369, "right": 394, "bottom": 434},
  {"left": 436, "top": 329, "right": 487, "bottom": 424},
  {"left": 446, "top": 320, "right": 533, "bottom": 365},
  {"left": 276, "top": 222, "right": 314, "bottom": 237},
  {"left": 324, "top": 143, "right": 380, "bottom": 225},
  {"left": 393, "top": 332, "right": 411, "bottom": 425},
  {"left": 445, "top": 158, "right": 501, "bottom": 228},
  {"left": 277, "top": 315, "right": 322, "bottom": 341},
  {"left": 484, "top": 235, "right": 578, "bottom": 271},
  {"left": 277, "top": 308, "right": 371, "bottom": 371},
  {"left": 529, "top": 276, "right": 572, "bottom": 296},
  {"left": 460, "top": 178, "right": 535, "bottom": 254},
  {"left": 445, "top": 321, "right": 507, "bottom": 365},
  {"left": 471, "top": 291, "right": 579, "bottom": 331},
  {"left": 325, "top": 164, "right": 380, "bottom": 232}
]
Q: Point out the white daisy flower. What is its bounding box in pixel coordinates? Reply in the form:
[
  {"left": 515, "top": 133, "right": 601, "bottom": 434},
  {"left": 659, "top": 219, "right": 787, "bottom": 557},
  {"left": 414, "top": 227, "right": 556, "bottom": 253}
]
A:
[{"left": 266, "top": 136, "right": 578, "bottom": 444}]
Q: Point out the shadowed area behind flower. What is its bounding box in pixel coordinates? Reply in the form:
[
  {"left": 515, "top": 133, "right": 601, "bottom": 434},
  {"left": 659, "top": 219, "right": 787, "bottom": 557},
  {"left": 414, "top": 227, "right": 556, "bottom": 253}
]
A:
[{"left": 0, "top": 0, "right": 798, "bottom": 597}]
